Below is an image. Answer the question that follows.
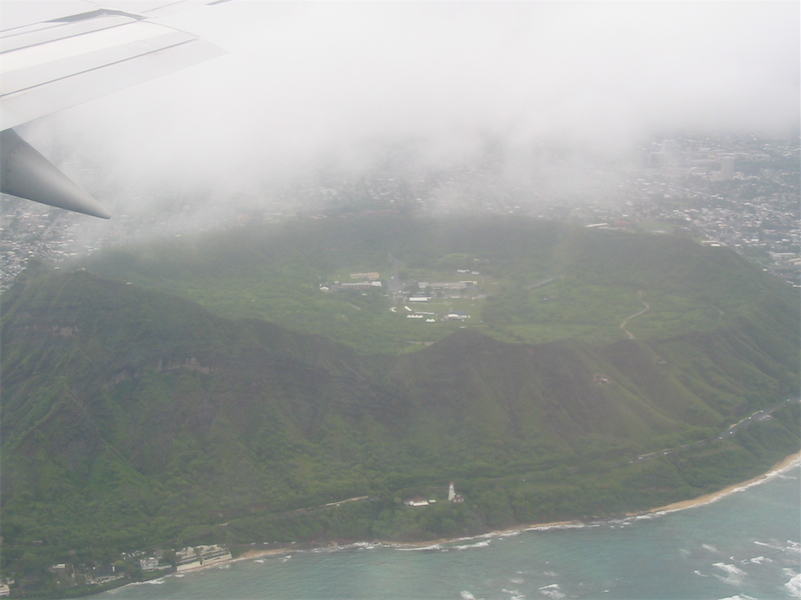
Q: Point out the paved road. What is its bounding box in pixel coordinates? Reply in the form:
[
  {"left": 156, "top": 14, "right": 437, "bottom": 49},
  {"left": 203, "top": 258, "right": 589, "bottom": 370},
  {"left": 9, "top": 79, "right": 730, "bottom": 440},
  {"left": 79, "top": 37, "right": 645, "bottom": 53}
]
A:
[
  {"left": 632, "top": 396, "right": 799, "bottom": 463},
  {"left": 620, "top": 290, "right": 650, "bottom": 340}
]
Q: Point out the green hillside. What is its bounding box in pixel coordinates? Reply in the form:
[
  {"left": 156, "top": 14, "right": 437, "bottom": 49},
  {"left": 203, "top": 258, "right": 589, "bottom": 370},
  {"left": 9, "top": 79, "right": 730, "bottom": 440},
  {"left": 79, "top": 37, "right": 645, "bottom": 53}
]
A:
[
  {"left": 77, "top": 215, "right": 787, "bottom": 353},
  {"left": 1, "top": 217, "right": 799, "bottom": 596}
]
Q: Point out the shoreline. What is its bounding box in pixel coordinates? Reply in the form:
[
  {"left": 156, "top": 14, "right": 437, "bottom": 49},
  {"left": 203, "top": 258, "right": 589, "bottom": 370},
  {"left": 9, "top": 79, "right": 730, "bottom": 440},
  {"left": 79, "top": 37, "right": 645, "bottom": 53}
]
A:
[
  {"left": 103, "top": 450, "right": 800, "bottom": 594},
  {"left": 632, "top": 450, "right": 800, "bottom": 516},
  {"left": 103, "top": 451, "right": 800, "bottom": 596},
  {"left": 102, "top": 450, "right": 800, "bottom": 595},
  {"left": 226, "top": 450, "right": 801, "bottom": 565}
]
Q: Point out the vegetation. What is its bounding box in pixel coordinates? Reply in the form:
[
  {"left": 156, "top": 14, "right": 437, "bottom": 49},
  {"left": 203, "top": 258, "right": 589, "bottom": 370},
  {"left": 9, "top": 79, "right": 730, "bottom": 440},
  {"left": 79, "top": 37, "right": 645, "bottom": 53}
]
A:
[
  {"left": 76, "top": 215, "right": 788, "bottom": 353},
  {"left": 1, "top": 216, "right": 798, "bottom": 596}
]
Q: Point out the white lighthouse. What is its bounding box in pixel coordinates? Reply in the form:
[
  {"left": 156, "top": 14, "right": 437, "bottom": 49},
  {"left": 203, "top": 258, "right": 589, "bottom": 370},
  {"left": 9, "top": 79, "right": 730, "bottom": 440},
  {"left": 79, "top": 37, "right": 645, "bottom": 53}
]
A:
[{"left": 448, "top": 481, "right": 455, "bottom": 502}]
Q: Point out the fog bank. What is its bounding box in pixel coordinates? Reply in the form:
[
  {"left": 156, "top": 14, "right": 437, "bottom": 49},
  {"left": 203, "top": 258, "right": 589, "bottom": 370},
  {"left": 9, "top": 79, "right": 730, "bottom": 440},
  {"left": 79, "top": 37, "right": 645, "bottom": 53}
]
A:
[{"left": 18, "top": 1, "right": 801, "bottom": 217}]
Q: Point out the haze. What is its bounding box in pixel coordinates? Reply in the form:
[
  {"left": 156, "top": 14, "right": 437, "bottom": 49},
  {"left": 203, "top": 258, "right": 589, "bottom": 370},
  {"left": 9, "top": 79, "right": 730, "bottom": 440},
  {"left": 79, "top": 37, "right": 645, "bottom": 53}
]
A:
[{"left": 17, "top": 1, "right": 801, "bottom": 221}]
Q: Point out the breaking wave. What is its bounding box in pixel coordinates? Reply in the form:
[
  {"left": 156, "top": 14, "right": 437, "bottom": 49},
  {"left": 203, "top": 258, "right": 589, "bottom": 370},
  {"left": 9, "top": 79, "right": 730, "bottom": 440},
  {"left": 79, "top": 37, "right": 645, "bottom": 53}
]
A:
[
  {"left": 785, "top": 573, "right": 801, "bottom": 599},
  {"left": 713, "top": 562, "right": 747, "bottom": 586},
  {"left": 538, "top": 583, "right": 565, "bottom": 599}
]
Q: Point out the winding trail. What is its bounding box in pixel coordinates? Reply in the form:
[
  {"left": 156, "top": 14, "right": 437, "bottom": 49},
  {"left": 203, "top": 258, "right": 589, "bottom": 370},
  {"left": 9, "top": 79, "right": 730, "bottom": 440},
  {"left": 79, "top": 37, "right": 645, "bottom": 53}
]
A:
[{"left": 619, "top": 290, "right": 650, "bottom": 339}]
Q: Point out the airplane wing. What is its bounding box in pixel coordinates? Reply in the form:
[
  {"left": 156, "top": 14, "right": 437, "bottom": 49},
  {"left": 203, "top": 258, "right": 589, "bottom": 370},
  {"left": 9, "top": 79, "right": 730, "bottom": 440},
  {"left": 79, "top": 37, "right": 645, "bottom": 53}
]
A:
[{"left": 0, "top": 1, "right": 227, "bottom": 218}]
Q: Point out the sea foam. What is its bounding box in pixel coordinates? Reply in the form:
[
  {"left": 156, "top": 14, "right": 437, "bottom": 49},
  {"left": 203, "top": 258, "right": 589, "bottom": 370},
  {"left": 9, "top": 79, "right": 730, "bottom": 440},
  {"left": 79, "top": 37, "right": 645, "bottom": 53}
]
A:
[
  {"left": 121, "top": 578, "right": 166, "bottom": 588},
  {"left": 714, "top": 563, "right": 746, "bottom": 576},
  {"left": 746, "top": 555, "right": 769, "bottom": 564},
  {"left": 785, "top": 574, "right": 801, "bottom": 599},
  {"left": 538, "top": 583, "right": 565, "bottom": 599},
  {"left": 753, "top": 540, "right": 782, "bottom": 550},
  {"left": 713, "top": 562, "right": 747, "bottom": 586},
  {"left": 453, "top": 540, "right": 491, "bottom": 551},
  {"left": 396, "top": 543, "right": 442, "bottom": 551},
  {"left": 525, "top": 522, "right": 586, "bottom": 532}
]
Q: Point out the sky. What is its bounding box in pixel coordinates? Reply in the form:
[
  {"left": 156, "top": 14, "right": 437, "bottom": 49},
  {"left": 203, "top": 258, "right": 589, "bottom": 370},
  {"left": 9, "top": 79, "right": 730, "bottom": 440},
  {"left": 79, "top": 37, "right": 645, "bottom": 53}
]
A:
[{"left": 18, "top": 1, "right": 801, "bottom": 218}]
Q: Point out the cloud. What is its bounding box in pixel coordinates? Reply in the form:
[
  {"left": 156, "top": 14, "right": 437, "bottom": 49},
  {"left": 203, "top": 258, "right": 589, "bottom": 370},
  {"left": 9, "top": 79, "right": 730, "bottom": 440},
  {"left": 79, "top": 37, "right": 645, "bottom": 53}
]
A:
[{"left": 23, "top": 1, "right": 801, "bottom": 203}]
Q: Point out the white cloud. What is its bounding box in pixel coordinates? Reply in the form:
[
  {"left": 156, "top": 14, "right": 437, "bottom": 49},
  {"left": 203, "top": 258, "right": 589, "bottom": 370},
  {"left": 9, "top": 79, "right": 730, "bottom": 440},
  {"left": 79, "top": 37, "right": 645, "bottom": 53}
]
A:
[{"left": 23, "top": 1, "right": 801, "bottom": 202}]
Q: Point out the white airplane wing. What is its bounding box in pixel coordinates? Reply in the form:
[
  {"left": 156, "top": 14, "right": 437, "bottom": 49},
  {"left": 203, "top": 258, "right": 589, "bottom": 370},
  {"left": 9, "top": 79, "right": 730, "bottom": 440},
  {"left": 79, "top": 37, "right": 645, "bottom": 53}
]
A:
[{"left": 0, "top": 1, "right": 226, "bottom": 218}]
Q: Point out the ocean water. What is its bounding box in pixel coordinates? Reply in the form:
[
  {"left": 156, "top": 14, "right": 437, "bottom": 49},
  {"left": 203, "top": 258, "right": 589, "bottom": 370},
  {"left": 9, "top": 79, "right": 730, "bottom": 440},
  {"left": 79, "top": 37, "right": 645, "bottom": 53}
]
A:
[{"left": 100, "top": 465, "right": 800, "bottom": 600}]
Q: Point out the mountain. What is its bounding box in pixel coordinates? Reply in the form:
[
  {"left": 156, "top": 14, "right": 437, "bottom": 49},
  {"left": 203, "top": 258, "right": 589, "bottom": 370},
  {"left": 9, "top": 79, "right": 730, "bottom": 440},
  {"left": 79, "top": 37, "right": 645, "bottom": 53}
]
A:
[
  {"left": 77, "top": 215, "right": 797, "bottom": 353},
  {"left": 1, "top": 218, "right": 798, "bottom": 592}
]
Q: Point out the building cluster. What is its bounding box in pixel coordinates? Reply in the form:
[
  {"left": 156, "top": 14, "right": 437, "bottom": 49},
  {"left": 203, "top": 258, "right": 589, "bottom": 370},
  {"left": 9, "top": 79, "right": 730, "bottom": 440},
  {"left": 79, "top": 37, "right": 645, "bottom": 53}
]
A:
[
  {"left": 404, "top": 482, "right": 465, "bottom": 507},
  {"left": 320, "top": 272, "right": 384, "bottom": 292},
  {"left": 0, "top": 205, "right": 82, "bottom": 292},
  {"left": 396, "top": 280, "right": 477, "bottom": 322},
  {"left": 320, "top": 269, "right": 479, "bottom": 323},
  {"left": 536, "top": 137, "right": 800, "bottom": 285},
  {"left": 173, "top": 544, "right": 232, "bottom": 571},
  {"left": 5, "top": 544, "right": 234, "bottom": 596}
]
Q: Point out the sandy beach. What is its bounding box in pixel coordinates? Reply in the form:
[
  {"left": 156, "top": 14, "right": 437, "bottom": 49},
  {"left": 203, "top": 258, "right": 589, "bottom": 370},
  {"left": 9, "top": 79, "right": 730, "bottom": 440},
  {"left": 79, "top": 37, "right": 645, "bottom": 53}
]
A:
[
  {"left": 639, "top": 449, "right": 800, "bottom": 515},
  {"left": 227, "top": 450, "right": 801, "bottom": 566}
]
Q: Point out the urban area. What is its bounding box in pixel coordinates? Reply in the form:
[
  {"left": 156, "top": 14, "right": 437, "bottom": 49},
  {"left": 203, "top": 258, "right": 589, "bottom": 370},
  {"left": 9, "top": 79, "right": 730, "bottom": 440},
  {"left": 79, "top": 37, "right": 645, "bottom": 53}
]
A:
[
  {"left": 0, "top": 545, "right": 231, "bottom": 597},
  {"left": 0, "top": 136, "right": 798, "bottom": 597},
  {"left": 2, "top": 135, "right": 798, "bottom": 293}
]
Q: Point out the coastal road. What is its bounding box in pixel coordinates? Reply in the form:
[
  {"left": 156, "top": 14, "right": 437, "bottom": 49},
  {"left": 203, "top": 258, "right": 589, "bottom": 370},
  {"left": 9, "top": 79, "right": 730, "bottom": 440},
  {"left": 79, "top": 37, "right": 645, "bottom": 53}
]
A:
[{"left": 631, "top": 396, "right": 800, "bottom": 463}]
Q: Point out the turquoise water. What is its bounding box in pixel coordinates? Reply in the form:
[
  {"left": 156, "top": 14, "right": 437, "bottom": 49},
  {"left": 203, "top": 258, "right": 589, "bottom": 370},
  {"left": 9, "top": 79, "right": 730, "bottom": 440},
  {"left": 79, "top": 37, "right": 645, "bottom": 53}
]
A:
[{"left": 100, "top": 465, "right": 800, "bottom": 600}]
